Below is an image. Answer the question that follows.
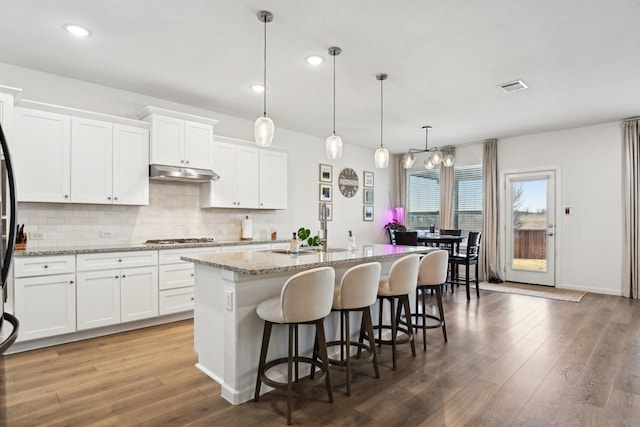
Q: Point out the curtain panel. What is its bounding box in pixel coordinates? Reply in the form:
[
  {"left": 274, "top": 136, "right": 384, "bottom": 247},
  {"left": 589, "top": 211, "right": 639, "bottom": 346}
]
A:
[
  {"left": 439, "top": 148, "right": 455, "bottom": 229},
  {"left": 394, "top": 154, "right": 407, "bottom": 224},
  {"left": 623, "top": 118, "right": 640, "bottom": 299},
  {"left": 481, "top": 139, "right": 503, "bottom": 282}
]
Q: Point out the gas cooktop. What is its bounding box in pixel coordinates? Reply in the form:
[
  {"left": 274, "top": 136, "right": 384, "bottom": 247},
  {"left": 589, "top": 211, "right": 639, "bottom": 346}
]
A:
[{"left": 145, "top": 238, "right": 216, "bottom": 245}]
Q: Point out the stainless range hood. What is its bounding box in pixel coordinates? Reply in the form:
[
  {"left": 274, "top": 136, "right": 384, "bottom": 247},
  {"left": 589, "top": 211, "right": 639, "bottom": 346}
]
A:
[{"left": 149, "top": 164, "right": 220, "bottom": 183}]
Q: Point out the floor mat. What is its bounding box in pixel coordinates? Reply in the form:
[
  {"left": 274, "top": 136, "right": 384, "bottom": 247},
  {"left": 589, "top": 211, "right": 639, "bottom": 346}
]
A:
[{"left": 473, "top": 281, "right": 587, "bottom": 302}]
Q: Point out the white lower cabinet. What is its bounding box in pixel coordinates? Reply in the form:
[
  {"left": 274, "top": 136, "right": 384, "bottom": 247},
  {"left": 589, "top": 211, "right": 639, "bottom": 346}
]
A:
[
  {"left": 76, "top": 251, "right": 159, "bottom": 331},
  {"left": 13, "top": 255, "right": 77, "bottom": 342},
  {"left": 158, "top": 247, "right": 220, "bottom": 315},
  {"left": 77, "top": 266, "right": 158, "bottom": 330}
]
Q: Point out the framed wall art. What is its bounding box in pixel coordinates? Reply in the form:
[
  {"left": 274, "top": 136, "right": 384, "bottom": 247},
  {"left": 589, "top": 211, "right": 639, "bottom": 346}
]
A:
[
  {"left": 363, "top": 188, "right": 374, "bottom": 204},
  {"left": 319, "top": 164, "right": 333, "bottom": 182},
  {"left": 319, "top": 183, "right": 332, "bottom": 202},
  {"left": 363, "top": 171, "right": 374, "bottom": 188},
  {"left": 363, "top": 205, "right": 374, "bottom": 221}
]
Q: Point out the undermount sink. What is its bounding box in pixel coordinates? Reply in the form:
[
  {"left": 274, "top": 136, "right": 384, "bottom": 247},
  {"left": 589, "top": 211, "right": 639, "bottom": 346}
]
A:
[{"left": 269, "top": 247, "right": 348, "bottom": 255}]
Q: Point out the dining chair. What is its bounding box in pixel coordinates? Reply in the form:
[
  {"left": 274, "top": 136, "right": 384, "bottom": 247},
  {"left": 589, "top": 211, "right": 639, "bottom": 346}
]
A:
[
  {"left": 394, "top": 231, "right": 418, "bottom": 246},
  {"left": 449, "top": 231, "right": 482, "bottom": 300}
]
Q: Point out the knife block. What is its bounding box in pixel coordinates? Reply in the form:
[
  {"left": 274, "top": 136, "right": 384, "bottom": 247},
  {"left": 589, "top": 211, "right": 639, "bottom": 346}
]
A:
[{"left": 15, "top": 233, "right": 27, "bottom": 250}]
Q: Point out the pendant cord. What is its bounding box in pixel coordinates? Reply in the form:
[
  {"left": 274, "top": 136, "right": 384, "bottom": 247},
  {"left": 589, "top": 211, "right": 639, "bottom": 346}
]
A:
[
  {"left": 332, "top": 53, "right": 336, "bottom": 134},
  {"left": 380, "top": 78, "right": 384, "bottom": 148},
  {"left": 263, "top": 17, "right": 267, "bottom": 117}
]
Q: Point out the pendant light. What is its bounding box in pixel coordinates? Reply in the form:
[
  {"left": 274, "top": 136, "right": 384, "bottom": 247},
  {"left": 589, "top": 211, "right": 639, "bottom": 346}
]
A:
[
  {"left": 325, "top": 47, "right": 343, "bottom": 159},
  {"left": 254, "top": 11, "right": 274, "bottom": 147},
  {"left": 374, "top": 73, "right": 390, "bottom": 169},
  {"left": 402, "top": 125, "right": 455, "bottom": 169}
]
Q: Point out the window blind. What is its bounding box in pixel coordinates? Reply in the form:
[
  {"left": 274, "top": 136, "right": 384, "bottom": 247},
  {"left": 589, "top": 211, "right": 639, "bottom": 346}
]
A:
[
  {"left": 454, "top": 165, "right": 483, "bottom": 235},
  {"left": 407, "top": 169, "right": 440, "bottom": 228}
]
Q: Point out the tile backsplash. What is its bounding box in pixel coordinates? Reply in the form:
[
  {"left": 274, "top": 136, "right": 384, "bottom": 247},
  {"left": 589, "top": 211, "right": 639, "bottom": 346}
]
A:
[{"left": 17, "top": 181, "right": 288, "bottom": 248}]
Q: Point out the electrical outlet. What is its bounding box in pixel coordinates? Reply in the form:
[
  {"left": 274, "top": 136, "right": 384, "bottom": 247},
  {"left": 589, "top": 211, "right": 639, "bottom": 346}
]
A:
[
  {"left": 100, "top": 230, "right": 114, "bottom": 238},
  {"left": 30, "top": 232, "right": 46, "bottom": 240},
  {"left": 225, "top": 290, "right": 233, "bottom": 311}
]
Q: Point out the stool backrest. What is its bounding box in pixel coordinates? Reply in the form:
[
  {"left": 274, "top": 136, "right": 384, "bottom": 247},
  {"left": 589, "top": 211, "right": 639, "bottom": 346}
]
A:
[
  {"left": 281, "top": 267, "right": 335, "bottom": 323},
  {"left": 394, "top": 231, "right": 418, "bottom": 246},
  {"left": 418, "top": 250, "right": 449, "bottom": 286},
  {"left": 339, "top": 262, "right": 382, "bottom": 309},
  {"left": 467, "top": 231, "right": 482, "bottom": 258},
  {"left": 440, "top": 228, "right": 462, "bottom": 236},
  {"left": 387, "top": 254, "right": 420, "bottom": 295}
]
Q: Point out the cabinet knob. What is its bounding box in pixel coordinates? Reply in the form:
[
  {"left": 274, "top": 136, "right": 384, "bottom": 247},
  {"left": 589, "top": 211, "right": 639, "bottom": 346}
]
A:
[
  {"left": 180, "top": 160, "right": 184, "bottom": 164},
  {"left": 114, "top": 197, "right": 118, "bottom": 201},
  {"left": 107, "top": 196, "right": 112, "bottom": 200},
  {"left": 190, "top": 297, "right": 195, "bottom": 301},
  {"left": 115, "top": 275, "right": 119, "bottom": 279},
  {"left": 122, "top": 275, "right": 126, "bottom": 278},
  {"left": 70, "top": 280, "right": 74, "bottom": 284},
  {"left": 186, "top": 160, "right": 190, "bottom": 164},
  {"left": 118, "top": 259, "right": 122, "bottom": 262},
  {"left": 191, "top": 273, "right": 194, "bottom": 277},
  {"left": 64, "top": 195, "right": 69, "bottom": 199},
  {"left": 43, "top": 265, "right": 48, "bottom": 268}
]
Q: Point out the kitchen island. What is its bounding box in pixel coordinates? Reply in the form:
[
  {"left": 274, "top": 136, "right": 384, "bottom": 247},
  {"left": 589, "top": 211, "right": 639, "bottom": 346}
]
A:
[{"left": 182, "top": 243, "right": 432, "bottom": 405}]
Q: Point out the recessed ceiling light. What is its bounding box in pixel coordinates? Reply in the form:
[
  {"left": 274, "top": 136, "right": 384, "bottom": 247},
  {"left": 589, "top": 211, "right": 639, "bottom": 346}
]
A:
[
  {"left": 250, "top": 84, "right": 265, "bottom": 93},
  {"left": 499, "top": 79, "right": 528, "bottom": 93},
  {"left": 63, "top": 23, "right": 92, "bottom": 37},
  {"left": 306, "top": 55, "right": 324, "bottom": 66}
]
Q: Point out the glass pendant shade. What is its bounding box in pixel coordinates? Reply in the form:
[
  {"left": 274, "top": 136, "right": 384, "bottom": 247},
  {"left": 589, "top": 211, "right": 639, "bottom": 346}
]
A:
[
  {"left": 325, "top": 133, "right": 343, "bottom": 159},
  {"left": 430, "top": 150, "right": 443, "bottom": 165},
  {"left": 375, "top": 146, "right": 390, "bottom": 169},
  {"left": 401, "top": 152, "right": 415, "bottom": 169},
  {"left": 424, "top": 157, "right": 435, "bottom": 170},
  {"left": 443, "top": 153, "right": 455, "bottom": 167},
  {"left": 254, "top": 116, "right": 274, "bottom": 147}
]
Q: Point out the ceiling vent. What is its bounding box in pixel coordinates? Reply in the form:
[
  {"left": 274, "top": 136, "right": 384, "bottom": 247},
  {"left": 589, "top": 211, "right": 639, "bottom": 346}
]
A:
[{"left": 499, "top": 80, "right": 528, "bottom": 93}]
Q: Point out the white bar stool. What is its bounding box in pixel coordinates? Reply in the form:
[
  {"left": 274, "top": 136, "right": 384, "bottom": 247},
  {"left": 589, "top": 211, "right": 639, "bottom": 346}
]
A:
[
  {"left": 253, "top": 266, "right": 335, "bottom": 425},
  {"left": 411, "top": 250, "right": 449, "bottom": 351},
  {"left": 372, "top": 254, "right": 420, "bottom": 370},
  {"left": 325, "top": 262, "right": 382, "bottom": 396}
]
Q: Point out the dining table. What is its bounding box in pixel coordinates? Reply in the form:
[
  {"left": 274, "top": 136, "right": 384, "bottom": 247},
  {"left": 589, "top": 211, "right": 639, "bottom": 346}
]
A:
[{"left": 416, "top": 232, "right": 464, "bottom": 255}]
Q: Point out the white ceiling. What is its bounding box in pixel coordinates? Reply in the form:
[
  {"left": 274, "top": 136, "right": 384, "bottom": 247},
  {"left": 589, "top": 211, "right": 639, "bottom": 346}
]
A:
[{"left": 2, "top": 0, "right": 640, "bottom": 154}]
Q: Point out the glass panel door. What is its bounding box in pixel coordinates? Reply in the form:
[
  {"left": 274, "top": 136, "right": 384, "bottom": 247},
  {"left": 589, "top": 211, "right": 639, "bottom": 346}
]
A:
[{"left": 505, "top": 171, "right": 555, "bottom": 286}]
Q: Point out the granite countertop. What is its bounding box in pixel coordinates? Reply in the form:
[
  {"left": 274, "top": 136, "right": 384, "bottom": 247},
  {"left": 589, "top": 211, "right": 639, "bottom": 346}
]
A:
[
  {"left": 13, "top": 239, "right": 288, "bottom": 257},
  {"left": 182, "top": 243, "right": 433, "bottom": 275}
]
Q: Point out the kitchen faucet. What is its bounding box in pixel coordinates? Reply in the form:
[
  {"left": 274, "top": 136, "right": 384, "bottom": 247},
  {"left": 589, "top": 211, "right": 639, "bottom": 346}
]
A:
[{"left": 319, "top": 202, "right": 328, "bottom": 251}]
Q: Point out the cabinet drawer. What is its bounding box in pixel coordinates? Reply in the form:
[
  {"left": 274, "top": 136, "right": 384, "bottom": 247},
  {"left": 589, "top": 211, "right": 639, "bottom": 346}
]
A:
[
  {"left": 14, "top": 255, "right": 76, "bottom": 278},
  {"left": 158, "top": 247, "right": 220, "bottom": 265},
  {"left": 159, "top": 263, "right": 194, "bottom": 290},
  {"left": 77, "top": 251, "right": 158, "bottom": 271},
  {"left": 159, "top": 287, "right": 194, "bottom": 315}
]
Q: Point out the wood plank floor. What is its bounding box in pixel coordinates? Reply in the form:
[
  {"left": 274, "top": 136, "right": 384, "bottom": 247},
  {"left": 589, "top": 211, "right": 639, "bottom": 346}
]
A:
[{"left": 2, "top": 289, "right": 640, "bottom": 426}]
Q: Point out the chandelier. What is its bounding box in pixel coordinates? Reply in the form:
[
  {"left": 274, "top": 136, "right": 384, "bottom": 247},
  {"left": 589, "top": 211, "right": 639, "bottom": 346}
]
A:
[{"left": 401, "top": 125, "right": 454, "bottom": 169}]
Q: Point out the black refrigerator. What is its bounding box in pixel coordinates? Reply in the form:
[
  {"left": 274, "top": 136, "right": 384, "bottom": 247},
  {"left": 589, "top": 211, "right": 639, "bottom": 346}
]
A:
[{"left": 0, "top": 122, "right": 19, "bottom": 355}]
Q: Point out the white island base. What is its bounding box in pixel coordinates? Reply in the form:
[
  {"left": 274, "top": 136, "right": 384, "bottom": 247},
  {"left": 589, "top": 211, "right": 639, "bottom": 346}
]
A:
[{"left": 185, "top": 244, "right": 431, "bottom": 405}]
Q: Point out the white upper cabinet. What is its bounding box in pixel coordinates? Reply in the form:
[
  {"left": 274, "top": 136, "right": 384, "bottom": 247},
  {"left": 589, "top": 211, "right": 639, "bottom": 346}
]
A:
[
  {"left": 15, "top": 107, "right": 72, "bottom": 203},
  {"left": 71, "top": 117, "right": 113, "bottom": 204},
  {"left": 112, "top": 125, "right": 149, "bottom": 205},
  {"left": 138, "top": 106, "right": 218, "bottom": 170},
  {"left": 14, "top": 101, "right": 149, "bottom": 205},
  {"left": 259, "top": 149, "right": 288, "bottom": 209},
  {"left": 201, "top": 136, "right": 287, "bottom": 209},
  {"left": 0, "top": 86, "right": 21, "bottom": 146}
]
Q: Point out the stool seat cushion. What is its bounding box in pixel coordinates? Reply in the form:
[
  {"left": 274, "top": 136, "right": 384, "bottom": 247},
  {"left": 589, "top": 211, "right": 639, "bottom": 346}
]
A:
[
  {"left": 332, "top": 262, "right": 382, "bottom": 310},
  {"left": 256, "top": 297, "right": 285, "bottom": 324},
  {"left": 377, "top": 277, "right": 393, "bottom": 296},
  {"left": 376, "top": 254, "right": 420, "bottom": 297}
]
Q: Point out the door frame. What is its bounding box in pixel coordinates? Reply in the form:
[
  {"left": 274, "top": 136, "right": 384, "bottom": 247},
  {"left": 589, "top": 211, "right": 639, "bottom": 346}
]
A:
[{"left": 499, "top": 167, "right": 561, "bottom": 286}]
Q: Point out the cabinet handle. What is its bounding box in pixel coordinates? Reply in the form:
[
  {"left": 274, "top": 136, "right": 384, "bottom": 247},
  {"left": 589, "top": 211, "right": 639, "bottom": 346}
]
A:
[
  {"left": 107, "top": 196, "right": 112, "bottom": 200},
  {"left": 190, "top": 297, "right": 195, "bottom": 301},
  {"left": 70, "top": 280, "right": 74, "bottom": 284},
  {"left": 186, "top": 160, "right": 190, "bottom": 164},
  {"left": 115, "top": 275, "right": 119, "bottom": 279},
  {"left": 180, "top": 160, "right": 184, "bottom": 164},
  {"left": 118, "top": 259, "right": 122, "bottom": 262},
  {"left": 114, "top": 197, "right": 118, "bottom": 201},
  {"left": 122, "top": 275, "right": 126, "bottom": 278},
  {"left": 43, "top": 265, "right": 48, "bottom": 269},
  {"left": 190, "top": 273, "right": 194, "bottom": 277},
  {"left": 64, "top": 195, "right": 69, "bottom": 199}
]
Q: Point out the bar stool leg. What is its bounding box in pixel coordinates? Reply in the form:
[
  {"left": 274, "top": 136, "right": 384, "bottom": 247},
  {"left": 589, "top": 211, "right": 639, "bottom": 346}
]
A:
[
  {"left": 314, "top": 319, "right": 334, "bottom": 403},
  {"left": 402, "top": 295, "right": 416, "bottom": 357},
  {"left": 345, "top": 311, "right": 352, "bottom": 396},
  {"left": 421, "top": 287, "right": 427, "bottom": 351},
  {"left": 465, "top": 263, "right": 471, "bottom": 300},
  {"left": 475, "top": 262, "right": 480, "bottom": 298},
  {"left": 254, "top": 321, "right": 273, "bottom": 402},
  {"left": 390, "top": 297, "right": 397, "bottom": 370},
  {"left": 378, "top": 298, "right": 383, "bottom": 347},
  {"left": 435, "top": 285, "right": 448, "bottom": 342},
  {"left": 287, "top": 324, "right": 294, "bottom": 425},
  {"left": 363, "top": 306, "right": 380, "bottom": 378}
]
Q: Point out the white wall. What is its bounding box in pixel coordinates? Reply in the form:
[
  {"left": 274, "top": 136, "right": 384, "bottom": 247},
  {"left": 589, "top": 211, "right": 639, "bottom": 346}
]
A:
[
  {"left": 499, "top": 122, "right": 624, "bottom": 295},
  {"left": 0, "top": 63, "right": 392, "bottom": 248}
]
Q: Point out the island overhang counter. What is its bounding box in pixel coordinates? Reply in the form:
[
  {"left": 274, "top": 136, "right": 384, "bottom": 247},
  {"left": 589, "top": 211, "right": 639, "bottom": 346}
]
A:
[{"left": 182, "top": 243, "right": 432, "bottom": 405}]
